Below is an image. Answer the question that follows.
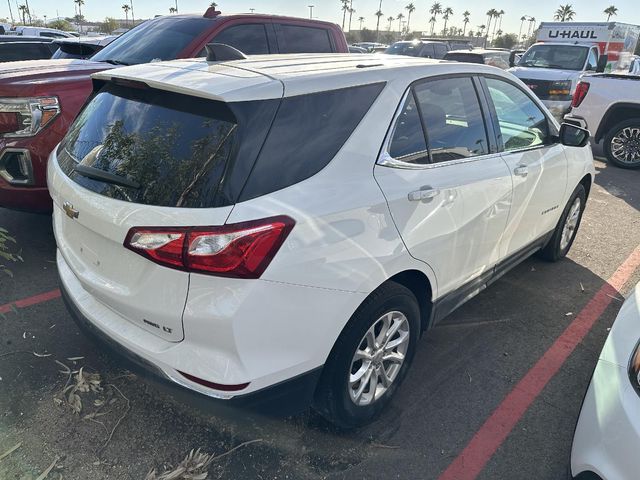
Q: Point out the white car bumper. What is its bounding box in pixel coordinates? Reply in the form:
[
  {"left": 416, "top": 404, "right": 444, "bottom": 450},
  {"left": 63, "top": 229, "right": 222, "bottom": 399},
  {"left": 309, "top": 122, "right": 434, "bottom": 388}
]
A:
[
  {"left": 58, "top": 249, "right": 367, "bottom": 407},
  {"left": 571, "top": 359, "right": 640, "bottom": 480}
]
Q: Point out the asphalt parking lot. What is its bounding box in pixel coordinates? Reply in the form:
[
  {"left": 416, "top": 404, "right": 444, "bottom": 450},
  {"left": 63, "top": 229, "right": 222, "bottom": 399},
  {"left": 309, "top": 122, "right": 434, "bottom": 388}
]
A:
[{"left": 1, "top": 158, "right": 639, "bottom": 480}]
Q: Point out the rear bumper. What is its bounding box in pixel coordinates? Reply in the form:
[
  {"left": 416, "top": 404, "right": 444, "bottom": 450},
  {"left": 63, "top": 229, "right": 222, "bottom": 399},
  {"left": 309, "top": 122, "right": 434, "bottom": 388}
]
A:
[
  {"left": 571, "top": 360, "right": 640, "bottom": 480},
  {"left": 0, "top": 176, "right": 52, "bottom": 213},
  {"left": 60, "top": 275, "right": 322, "bottom": 416}
]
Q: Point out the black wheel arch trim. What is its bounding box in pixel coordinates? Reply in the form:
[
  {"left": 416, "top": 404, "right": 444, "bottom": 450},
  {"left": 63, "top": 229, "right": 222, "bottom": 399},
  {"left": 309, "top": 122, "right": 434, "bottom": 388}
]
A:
[{"left": 595, "top": 102, "right": 640, "bottom": 142}]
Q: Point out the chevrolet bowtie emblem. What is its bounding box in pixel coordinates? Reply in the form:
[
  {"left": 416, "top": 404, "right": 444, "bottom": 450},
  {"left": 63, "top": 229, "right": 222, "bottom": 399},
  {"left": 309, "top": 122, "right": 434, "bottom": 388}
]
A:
[{"left": 63, "top": 201, "right": 79, "bottom": 219}]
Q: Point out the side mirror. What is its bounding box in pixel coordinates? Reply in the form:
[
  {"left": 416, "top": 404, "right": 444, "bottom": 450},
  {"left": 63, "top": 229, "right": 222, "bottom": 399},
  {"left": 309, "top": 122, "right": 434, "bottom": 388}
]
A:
[
  {"left": 596, "top": 54, "right": 608, "bottom": 73},
  {"left": 559, "top": 123, "right": 590, "bottom": 148}
]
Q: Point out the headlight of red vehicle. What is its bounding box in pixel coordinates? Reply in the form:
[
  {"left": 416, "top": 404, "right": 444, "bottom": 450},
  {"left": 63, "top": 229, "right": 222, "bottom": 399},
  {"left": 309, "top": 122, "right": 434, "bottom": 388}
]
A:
[
  {"left": 0, "top": 97, "right": 60, "bottom": 138},
  {"left": 629, "top": 340, "right": 640, "bottom": 397}
]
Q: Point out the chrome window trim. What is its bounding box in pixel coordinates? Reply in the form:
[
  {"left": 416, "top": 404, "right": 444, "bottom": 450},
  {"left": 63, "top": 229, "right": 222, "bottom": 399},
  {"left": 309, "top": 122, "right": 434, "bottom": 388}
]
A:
[{"left": 377, "top": 82, "right": 499, "bottom": 170}]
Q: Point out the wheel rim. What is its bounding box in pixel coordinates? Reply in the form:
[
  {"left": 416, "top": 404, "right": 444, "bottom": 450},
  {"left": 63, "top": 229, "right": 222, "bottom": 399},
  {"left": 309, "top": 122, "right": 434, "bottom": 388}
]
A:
[
  {"left": 348, "top": 311, "right": 410, "bottom": 406},
  {"left": 611, "top": 126, "right": 640, "bottom": 165},
  {"left": 560, "top": 197, "right": 581, "bottom": 251}
]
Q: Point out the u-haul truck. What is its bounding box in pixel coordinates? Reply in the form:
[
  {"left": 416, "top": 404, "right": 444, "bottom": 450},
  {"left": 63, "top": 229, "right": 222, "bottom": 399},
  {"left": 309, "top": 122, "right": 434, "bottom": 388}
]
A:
[{"left": 508, "top": 22, "right": 640, "bottom": 118}]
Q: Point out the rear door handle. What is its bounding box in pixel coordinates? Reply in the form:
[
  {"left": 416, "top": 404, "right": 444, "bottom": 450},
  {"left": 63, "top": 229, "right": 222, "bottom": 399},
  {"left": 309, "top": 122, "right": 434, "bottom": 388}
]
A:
[
  {"left": 514, "top": 165, "right": 528, "bottom": 177},
  {"left": 408, "top": 187, "right": 440, "bottom": 202}
]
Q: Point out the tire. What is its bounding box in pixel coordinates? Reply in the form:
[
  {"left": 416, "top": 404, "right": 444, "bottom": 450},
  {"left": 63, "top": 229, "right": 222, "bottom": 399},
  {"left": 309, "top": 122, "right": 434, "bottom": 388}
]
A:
[
  {"left": 538, "top": 184, "right": 586, "bottom": 262},
  {"left": 603, "top": 118, "right": 640, "bottom": 169},
  {"left": 313, "top": 281, "right": 420, "bottom": 429}
]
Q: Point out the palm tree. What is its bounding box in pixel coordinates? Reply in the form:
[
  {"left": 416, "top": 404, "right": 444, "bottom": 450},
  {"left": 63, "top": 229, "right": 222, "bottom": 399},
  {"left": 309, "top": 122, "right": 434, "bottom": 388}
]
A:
[
  {"left": 462, "top": 10, "right": 470, "bottom": 36},
  {"left": 169, "top": 6, "right": 177, "bottom": 13},
  {"left": 442, "top": 7, "right": 453, "bottom": 36},
  {"left": 477, "top": 24, "right": 486, "bottom": 37},
  {"left": 554, "top": 4, "right": 576, "bottom": 21},
  {"left": 491, "top": 10, "right": 500, "bottom": 40},
  {"left": 429, "top": 16, "right": 436, "bottom": 34},
  {"left": 18, "top": 4, "right": 27, "bottom": 24},
  {"left": 348, "top": 5, "right": 355, "bottom": 31},
  {"left": 341, "top": 0, "right": 349, "bottom": 30},
  {"left": 497, "top": 9, "right": 505, "bottom": 33},
  {"left": 122, "top": 4, "right": 130, "bottom": 25},
  {"left": 74, "top": 0, "right": 84, "bottom": 32},
  {"left": 429, "top": 2, "right": 442, "bottom": 35},
  {"left": 405, "top": 3, "right": 416, "bottom": 33},
  {"left": 210, "top": 2, "right": 218, "bottom": 7},
  {"left": 527, "top": 16, "right": 536, "bottom": 38},
  {"left": 387, "top": 15, "right": 394, "bottom": 31},
  {"left": 358, "top": 16, "right": 365, "bottom": 30},
  {"left": 485, "top": 9, "right": 496, "bottom": 42},
  {"left": 518, "top": 15, "right": 527, "bottom": 43},
  {"left": 397, "top": 12, "right": 405, "bottom": 34},
  {"left": 604, "top": 5, "right": 618, "bottom": 21},
  {"left": 375, "top": 0, "right": 384, "bottom": 41},
  {"left": 129, "top": 0, "right": 135, "bottom": 26},
  {"left": 24, "top": 0, "right": 31, "bottom": 24}
]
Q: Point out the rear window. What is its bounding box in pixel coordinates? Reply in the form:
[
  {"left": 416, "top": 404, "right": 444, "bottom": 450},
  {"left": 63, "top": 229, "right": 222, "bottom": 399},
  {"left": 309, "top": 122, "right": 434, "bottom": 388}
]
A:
[
  {"left": 91, "top": 17, "right": 214, "bottom": 65},
  {"left": 444, "top": 53, "right": 484, "bottom": 64},
  {"left": 58, "top": 82, "right": 384, "bottom": 207},
  {"left": 0, "top": 42, "right": 53, "bottom": 62},
  {"left": 277, "top": 24, "right": 333, "bottom": 53},
  {"left": 58, "top": 83, "right": 242, "bottom": 208}
]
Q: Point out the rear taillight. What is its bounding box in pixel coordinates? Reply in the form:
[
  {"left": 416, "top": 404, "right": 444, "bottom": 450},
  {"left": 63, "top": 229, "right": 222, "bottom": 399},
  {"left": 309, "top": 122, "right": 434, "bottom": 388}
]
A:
[
  {"left": 571, "top": 82, "right": 590, "bottom": 108},
  {"left": 124, "top": 216, "right": 294, "bottom": 279}
]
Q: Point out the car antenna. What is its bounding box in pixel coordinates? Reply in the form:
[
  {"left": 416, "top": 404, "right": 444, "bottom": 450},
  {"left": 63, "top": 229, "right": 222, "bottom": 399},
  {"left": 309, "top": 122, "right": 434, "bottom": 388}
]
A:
[{"left": 205, "top": 43, "right": 247, "bottom": 62}]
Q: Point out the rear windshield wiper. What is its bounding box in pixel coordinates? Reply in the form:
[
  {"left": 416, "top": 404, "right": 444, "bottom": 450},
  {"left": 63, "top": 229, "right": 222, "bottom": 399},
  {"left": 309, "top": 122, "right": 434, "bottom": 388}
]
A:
[
  {"left": 101, "top": 59, "right": 131, "bottom": 66},
  {"left": 73, "top": 164, "right": 141, "bottom": 189}
]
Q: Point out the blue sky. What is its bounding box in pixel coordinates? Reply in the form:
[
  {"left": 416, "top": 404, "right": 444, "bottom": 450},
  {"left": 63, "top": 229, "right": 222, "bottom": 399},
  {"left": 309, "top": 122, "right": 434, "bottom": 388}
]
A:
[{"left": 2, "top": 0, "right": 639, "bottom": 35}]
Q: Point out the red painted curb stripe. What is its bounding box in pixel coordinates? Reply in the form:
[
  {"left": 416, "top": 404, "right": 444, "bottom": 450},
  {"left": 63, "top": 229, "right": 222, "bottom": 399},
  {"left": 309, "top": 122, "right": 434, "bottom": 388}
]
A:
[
  {"left": 438, "top": 245, "right": 640, "bottom": 480},
  {"left": 0, "top": 288, "right": 61, "bottom": 315}
]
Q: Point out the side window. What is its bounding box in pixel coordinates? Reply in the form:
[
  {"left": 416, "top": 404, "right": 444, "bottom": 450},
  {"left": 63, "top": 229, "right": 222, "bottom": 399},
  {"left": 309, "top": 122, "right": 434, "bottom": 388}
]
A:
[
  {"left": 277, "top": 25, "right": 333, "bottom": 53},
  {"left": 421, "top": 44, "right": 435, "bottom": 58},
  {"left": 586, "top": 49, "right": 598, "bottom": 70},
  {"left": 389, "top": 92, "right": 428, "bottom": 163},
  {"left": 211, "top": 24, "right": 269, "bottom": 55},
  {"left": 485, "top": 77, "right": 550, "bottom": 152},
  {"left": 414, "top": 77, "right": 489, "bottom": 163},
  {"left": 434, "top": 44, "right": 448, "bottom": 59}
]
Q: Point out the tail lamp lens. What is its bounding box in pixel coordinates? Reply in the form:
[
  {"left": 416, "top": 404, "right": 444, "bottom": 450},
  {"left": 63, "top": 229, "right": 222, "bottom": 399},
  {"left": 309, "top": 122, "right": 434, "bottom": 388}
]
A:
[
  {"left": 571, "top": 82, "right": 590, "bottom": 108},
  {"left": 630, "top": 340, "right": 640, "bottom": 397},
  {"left": 0, "top": 96, "right": 60, "bottom": 138},
  {"left": 124, "top": 216, "right": 294, "bottom": 279}
]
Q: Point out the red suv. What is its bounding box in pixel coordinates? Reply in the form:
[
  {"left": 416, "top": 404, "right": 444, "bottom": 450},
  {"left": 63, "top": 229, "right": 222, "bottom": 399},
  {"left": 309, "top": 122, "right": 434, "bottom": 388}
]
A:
[{"left": 0, "top": 9, "right": 347, "bottom": 213}]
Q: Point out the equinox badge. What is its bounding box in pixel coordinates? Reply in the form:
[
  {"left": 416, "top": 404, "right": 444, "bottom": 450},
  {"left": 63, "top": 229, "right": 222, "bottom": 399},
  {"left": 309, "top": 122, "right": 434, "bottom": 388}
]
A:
[{"left": 63, "top": 201, "right": 79, "bottom": 219}]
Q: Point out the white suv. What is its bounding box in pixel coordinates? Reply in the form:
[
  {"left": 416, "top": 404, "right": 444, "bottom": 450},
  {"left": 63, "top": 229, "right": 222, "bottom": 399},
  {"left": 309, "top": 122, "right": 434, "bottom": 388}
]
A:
[{"left": 49, "top": 53, "right": 595, "bottom": 427}]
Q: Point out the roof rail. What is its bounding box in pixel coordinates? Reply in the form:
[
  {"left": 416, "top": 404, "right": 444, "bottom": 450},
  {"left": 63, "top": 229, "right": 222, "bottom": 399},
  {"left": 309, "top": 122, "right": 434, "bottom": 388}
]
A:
[{"left": 205, "top": 43, "right": 247, "bottom": 62}]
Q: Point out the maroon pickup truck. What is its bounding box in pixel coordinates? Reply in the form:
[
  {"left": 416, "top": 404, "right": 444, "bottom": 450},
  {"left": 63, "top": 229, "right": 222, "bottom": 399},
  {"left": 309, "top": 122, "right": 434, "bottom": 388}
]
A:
[{"left": 0, "top": 9, "right": 348, "bottom": 212}]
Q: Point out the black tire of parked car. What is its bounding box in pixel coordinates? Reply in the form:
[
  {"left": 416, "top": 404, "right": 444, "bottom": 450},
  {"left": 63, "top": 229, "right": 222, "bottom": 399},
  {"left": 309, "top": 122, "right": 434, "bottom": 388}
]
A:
[
  {"left": 603, "top": 118, "right": 640, "bottom": 169},
  {"left": 313, "top": 281, "right": 420, "bottom": 429},
  {"left": 538, "top": 183, "right": 587, "bottom": 262}
]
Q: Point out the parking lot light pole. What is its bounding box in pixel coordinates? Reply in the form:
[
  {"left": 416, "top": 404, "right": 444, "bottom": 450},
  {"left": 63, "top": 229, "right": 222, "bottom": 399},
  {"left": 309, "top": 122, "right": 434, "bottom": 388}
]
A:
[{"left": 308, "top": 5, "right": 314, "bottom": 19}]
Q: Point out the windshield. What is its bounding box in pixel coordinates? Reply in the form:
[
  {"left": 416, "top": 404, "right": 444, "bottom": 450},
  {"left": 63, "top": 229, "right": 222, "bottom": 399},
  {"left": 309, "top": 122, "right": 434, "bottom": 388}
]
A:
[
  {"left": 91, "top": 16, "right": 214, "bottom": 65},
  {"left": 518, "top": 45, "right": 589, "bottom": 71},
  {"left": 385, "top": 42, "right": 422, "bottom": 57}
]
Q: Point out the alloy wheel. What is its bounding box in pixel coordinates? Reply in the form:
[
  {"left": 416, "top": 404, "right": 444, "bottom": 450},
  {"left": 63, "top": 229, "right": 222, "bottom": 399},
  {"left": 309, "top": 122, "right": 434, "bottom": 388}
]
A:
[
  {"left": 611, "top": 126, "right": 640, "bottom": 165},
  {"left": 560, "top": 197, "right": 581, "bottom": 251},
  {"left": 348, "top": 311, "right": 410, "bottom": 406}
]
